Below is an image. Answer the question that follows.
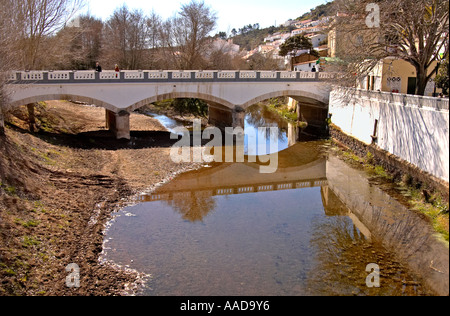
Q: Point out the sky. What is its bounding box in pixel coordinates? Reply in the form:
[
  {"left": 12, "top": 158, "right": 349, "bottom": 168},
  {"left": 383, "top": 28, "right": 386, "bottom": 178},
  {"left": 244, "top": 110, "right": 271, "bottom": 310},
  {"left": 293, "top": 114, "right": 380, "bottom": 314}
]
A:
[{"left": 81, "top": 0, "right": 329, "bottom": 34}]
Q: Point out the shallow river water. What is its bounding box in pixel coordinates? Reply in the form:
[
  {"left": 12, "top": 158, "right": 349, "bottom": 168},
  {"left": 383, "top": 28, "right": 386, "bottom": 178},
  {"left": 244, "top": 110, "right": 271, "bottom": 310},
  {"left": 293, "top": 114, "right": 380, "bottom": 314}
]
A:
[{"left": 102, "top": 105, "right": 447, "bottom": 296}]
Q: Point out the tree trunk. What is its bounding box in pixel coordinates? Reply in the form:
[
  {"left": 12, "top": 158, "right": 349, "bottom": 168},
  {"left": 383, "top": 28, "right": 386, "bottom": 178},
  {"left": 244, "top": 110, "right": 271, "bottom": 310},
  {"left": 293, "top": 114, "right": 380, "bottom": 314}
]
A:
[
  {"left": 0, "top": 107, "right": 5, "bottom": 136},
  {"left": 415, "top": 66, "right": 428, "bottom": 96}
]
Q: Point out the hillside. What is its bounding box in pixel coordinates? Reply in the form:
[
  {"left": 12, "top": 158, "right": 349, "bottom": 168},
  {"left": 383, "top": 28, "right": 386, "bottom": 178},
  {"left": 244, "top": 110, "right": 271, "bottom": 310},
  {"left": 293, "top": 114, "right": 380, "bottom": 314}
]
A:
[
  {"left": 297, "top": 1, "right": 335, "bottom": 21},
  {"left": 231, "top": 1, "right": 336, "bottom": 51}
]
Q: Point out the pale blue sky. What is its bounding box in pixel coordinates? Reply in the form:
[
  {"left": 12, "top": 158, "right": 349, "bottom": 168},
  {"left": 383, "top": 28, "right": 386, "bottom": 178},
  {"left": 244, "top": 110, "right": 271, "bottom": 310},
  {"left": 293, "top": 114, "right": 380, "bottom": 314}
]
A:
[{"left": 81, "top": 0, "right": 329, "bottom": 33}]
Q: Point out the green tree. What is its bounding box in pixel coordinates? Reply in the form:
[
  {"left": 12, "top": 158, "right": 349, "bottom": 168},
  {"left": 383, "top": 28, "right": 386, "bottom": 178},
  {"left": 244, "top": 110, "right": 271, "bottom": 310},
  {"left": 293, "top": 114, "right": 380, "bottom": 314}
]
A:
[
  {"left": 435, "top": 54, "right": 449, "bottom": 95},
  {"left": 279, "top": 35, "right": 319, "bottom": 70}
]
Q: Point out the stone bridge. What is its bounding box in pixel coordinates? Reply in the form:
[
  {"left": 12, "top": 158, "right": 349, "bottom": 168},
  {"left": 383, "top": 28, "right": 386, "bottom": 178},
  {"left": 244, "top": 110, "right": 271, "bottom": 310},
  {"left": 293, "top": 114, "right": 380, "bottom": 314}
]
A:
[{"left": 5, "top": 70, "right": 335, "bottom": 139}]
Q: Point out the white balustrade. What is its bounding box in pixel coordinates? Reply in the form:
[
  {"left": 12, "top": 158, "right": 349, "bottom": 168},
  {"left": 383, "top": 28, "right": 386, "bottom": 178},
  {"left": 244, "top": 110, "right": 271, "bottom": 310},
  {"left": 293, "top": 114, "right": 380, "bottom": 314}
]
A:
[
  {"left": 239, "top": 71, "right": 257, "bottom": 79},
  {"left": 124, "top": 71, "right": 144, "bottom": 80},
  {"left": 21, "top": 71, "right": 44, "bottom": 81},
  {"left": 299, "top": 72, "right": 316, "bottom": 79},
  {"left": 10, "top": 70, "right": 330, "bottom": 84},
  {"left": 7, "top": 72, "right": 17, "bottom": 81},
  {"left": 195, "top": 71, "right": 214, "bottom": 79},
  {"left": 100, "top": 72, "right": 120, "bottom": 80},
  {"left": 48, "top": 71, "right": 70, "bottom": 80},
  {"left": 260, "top": 71, "right": 277, "bottom": 79},
  {"left": 172, "top": 71, "right": 192, "bottom": 79},
  {"left": 147, "top": 71, "right": 169, "bottom": 79},
  {"left": 318, "top": 72, "right": 335, "bottom": 79},
  {"left": 217, "top": 71, "right": 236, "bottom": 79},
  {"left": 280, "top": 72, "right": 297, "bottom": 79},
  {"left": 74, "top": 71, "right": 96, "bottom": 80}
]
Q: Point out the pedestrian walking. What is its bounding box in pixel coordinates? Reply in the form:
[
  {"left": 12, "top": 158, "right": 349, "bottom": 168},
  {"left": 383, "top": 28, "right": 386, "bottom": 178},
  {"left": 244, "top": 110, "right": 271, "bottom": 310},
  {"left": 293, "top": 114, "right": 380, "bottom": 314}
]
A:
[{"left": 95, "top": 62, "right": 102, "bottom": 72}]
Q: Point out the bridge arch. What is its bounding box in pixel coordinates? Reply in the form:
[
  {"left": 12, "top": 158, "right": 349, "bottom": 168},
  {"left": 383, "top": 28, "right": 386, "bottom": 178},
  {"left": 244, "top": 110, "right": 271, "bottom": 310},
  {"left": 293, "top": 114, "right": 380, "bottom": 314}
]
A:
[
  {"left": 240, "top": 90, "right": 328, "bottom": 110},
  {"left": 8, "top": 93, "right": 120, "bottom": 113},
  {"left": 125, "top": 92, "right": 235, "bottom": 113}
]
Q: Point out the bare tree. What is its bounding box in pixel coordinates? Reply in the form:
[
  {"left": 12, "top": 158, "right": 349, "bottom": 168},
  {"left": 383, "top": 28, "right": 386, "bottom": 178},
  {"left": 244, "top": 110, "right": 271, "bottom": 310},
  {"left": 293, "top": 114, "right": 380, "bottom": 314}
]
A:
[
  {"left": 331, "top": 0, "right": 449, "bottom": 95},
  {"left": 247, "top": 52, "right": 284, "bottom": 70},
  {"left": 14, "top": 0, "right": 84, "bottom": 70},
  {"left": 160, "top": 0, "right": 217, "bottom": 69},
  {"left": 102, "top": 5, "right": 150, "bottom": 70},
  {"left": 69, "top": 15, "right": 104, "bottom": 70},
  {"left": 0, "top": 0, "right": 24, "bottom": 134}
]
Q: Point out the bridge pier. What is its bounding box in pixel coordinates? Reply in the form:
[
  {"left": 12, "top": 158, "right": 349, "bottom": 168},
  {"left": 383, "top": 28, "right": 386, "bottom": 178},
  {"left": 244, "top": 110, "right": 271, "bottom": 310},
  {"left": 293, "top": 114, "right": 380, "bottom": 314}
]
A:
[
  {"left": 208, "top": 106, "right": 245, "bottom": 130},
  {"left": 27, "top": 103, "right": 36, "bottom": 132},
  {"left": 105, "top": 109, "right": 130, "bottom": 140},
  {"left": 297, "top": 103, "right": 329, "bottom": 136}
]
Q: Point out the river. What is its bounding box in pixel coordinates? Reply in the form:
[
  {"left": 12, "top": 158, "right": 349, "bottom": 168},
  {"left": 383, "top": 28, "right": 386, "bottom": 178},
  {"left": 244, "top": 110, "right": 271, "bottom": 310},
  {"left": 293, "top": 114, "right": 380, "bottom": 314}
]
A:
[{"left": 101, "top": 104, "right": 448, "bottom": 296}]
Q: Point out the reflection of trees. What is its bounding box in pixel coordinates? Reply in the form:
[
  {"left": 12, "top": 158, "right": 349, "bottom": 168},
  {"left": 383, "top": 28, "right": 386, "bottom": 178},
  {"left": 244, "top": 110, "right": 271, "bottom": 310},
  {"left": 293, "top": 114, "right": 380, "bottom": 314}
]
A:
[
  {"left": 246, "top": 104, "right": 288, "bottom": 141},
  {"left": 163, "top": 190, "right": 216, "bottom": 222},
  {"left": 306, "top": 188, "right": 429, "bottom": 296}
]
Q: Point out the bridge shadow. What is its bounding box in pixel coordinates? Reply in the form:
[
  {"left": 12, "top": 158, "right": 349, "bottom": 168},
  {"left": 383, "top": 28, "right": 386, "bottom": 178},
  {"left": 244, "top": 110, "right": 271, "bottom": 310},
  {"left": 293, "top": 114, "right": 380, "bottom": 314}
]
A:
[{"left": 6, "top": 122, "right": 187, "bottom": 150}]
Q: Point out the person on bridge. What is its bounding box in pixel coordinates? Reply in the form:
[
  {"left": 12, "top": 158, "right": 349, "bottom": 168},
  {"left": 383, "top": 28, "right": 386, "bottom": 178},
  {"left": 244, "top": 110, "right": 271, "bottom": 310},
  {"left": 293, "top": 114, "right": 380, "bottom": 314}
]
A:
[
  {"left": 95, "top": 62, "right": 102, "bottom": 72},
  {"left": 115, "top": 64, "right": 120, "bottom": 78}
]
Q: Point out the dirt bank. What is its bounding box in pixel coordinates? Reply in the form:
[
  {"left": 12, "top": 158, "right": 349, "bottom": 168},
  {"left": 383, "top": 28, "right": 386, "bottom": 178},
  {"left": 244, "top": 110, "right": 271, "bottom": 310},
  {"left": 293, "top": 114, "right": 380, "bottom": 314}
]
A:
[{"left": 0, "top": 101, "right": 200, "bottom": 296}]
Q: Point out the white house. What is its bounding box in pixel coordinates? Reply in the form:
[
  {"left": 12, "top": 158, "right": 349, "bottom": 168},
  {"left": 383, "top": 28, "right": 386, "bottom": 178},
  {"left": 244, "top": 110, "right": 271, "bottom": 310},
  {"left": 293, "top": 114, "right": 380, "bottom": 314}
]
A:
[
  {"left": 294, "top": 60, "right": 320, "bottom": 72},
  {"left": 307, "top": 33, "right": 328, "bottom": 48}
]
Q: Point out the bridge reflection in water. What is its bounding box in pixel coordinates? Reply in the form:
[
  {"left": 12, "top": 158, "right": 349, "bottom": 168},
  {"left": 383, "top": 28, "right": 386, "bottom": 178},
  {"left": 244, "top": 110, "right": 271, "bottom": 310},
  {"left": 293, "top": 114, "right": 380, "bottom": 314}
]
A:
[
  {"left": 103, "top": 139, "right": 442, "bottom": 296},
  {"left": 102, "top": 104, "right": 444, "bottom": 296},
  {"left": 137, "top": 141, "right": 352, "bottom": 224}
]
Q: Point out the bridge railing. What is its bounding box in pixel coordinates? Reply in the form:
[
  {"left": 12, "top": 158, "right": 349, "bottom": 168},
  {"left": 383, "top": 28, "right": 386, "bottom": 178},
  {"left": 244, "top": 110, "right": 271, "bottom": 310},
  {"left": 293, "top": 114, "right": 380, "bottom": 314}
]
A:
[{"left": 6, "top": 70, "right": 339, "bottom": 84}]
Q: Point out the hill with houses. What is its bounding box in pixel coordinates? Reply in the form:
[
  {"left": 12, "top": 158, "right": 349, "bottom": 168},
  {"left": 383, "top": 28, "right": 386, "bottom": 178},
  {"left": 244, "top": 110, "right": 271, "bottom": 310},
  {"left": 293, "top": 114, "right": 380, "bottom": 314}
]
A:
[{"left": 229, "top": 1, "right": 336, "bottom": 70}]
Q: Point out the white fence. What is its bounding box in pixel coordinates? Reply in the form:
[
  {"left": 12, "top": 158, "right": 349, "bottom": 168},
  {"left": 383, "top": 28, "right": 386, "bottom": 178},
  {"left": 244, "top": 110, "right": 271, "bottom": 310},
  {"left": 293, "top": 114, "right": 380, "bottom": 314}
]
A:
[{"left": 8, "top": 70, "right": 338, "bottom": 83}]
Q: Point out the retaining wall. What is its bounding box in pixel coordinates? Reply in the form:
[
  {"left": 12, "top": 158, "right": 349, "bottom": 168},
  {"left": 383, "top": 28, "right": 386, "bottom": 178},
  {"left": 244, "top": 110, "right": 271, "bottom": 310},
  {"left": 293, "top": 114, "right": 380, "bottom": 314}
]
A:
[{"left": 329, "top": 88, "right": 449, "bottom": 183}]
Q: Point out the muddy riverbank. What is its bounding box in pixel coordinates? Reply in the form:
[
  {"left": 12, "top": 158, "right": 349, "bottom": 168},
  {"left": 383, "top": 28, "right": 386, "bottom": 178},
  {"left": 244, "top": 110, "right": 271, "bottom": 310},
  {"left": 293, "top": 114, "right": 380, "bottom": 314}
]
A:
[{"left": 0, "top": 101, "right": 201, "bottom": 296}]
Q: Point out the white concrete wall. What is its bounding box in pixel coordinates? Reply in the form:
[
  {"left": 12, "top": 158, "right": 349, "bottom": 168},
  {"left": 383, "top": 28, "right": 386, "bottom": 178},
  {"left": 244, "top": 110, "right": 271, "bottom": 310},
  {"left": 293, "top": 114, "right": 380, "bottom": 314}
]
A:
[{"left": 329, "top": 88, "right": 450, "bottom": 182}]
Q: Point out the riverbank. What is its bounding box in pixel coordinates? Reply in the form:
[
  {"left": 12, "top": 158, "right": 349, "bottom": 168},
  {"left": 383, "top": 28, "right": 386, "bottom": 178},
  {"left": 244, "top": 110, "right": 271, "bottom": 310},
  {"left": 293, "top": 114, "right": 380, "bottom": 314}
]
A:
[
  {"left": 330, "top": 124, "right": 449, "bottom": 244},
  {"left": 0, "top": 101, "right": 201, "bottom": 296}
]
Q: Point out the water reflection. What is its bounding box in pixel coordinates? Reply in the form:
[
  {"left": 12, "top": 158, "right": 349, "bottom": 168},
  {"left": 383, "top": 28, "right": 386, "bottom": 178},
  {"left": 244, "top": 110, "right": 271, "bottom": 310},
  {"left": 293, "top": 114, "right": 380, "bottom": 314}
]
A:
[
  {"left": 102, "top": 105, "right": 446, "bottom": 296},
  {"left": 166, "top": 191, "right": 216, "bottom": 223},
  {"left": 103, "top": 142, "right": 438, "bottom": 296}
]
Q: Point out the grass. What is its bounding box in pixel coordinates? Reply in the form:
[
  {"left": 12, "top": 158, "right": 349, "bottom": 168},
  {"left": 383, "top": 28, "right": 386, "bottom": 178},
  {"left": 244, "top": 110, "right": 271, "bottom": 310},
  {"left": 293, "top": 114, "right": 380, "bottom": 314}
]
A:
[
  {"left": 15, "top": 218, "right": 40, "bottom": 228},
  {"left": 0, "top": 179, "right": 16, "bottom": 195},
  {"left": 402, "top": 186, "right": 449, "bottom": 243},
  {"left": 335, "top": 143, "right": 449, "bottom": 244},
  {"left": 22, "top": 236, "right": 40, "bottom": 248},
  {"left": 266, "top": 98, "right": 299, "bottom": 123}
]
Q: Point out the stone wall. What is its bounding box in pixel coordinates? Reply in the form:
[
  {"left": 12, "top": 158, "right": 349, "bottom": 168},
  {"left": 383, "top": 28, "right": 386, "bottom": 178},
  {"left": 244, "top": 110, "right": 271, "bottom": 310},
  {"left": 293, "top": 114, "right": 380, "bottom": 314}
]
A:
[{"left": 329, "top": 88, "right": 449, "bottom": 183}]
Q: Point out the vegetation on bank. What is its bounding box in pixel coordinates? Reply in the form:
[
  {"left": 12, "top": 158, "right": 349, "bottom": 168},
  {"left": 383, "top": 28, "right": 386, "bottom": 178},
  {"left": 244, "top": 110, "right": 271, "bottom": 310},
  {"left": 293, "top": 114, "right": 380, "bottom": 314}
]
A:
[
  {"left": 147, "top": 99, "right": 208, "bottom": 118},
  {"left": 263, "top": 98, "right": 311, "bottom": 128},
  {"left": 333, "top": 144, "right": 449, "bottom": 244}
]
